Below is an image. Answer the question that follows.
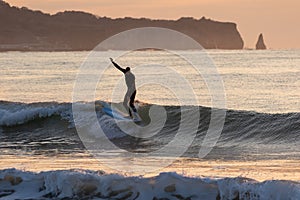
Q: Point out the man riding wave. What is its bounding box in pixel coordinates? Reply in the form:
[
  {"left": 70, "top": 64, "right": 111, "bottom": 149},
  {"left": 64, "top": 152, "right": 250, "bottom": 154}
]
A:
[{"left": 110, "top": 58, "right": 137, "bottom": 118}]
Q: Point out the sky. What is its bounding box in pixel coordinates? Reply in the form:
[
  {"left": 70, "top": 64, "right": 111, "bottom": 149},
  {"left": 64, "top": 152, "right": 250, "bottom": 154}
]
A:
[{"left": 5, "top": 0, "right": 300, "bottom": 49}]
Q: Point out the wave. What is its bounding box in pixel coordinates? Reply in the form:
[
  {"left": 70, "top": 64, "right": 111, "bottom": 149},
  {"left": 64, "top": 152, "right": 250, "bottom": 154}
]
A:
[
  {"left": 0, "top": 100, "right": 299, "bottom": 158},
  {"left": 0, "top": 101, "right": 71, "bottom": 126},
  {"left": 0, "top": 168, "right": 299, "bottom": 200}
]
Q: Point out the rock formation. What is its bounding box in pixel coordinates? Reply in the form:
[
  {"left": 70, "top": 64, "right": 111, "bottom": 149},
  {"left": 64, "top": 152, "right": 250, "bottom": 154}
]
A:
[
  {"left": 0, "top": 1, "right": 244, "bottom": 51},
  {"left": 256, "top": 33, "right": 267, "bottom": 50}
]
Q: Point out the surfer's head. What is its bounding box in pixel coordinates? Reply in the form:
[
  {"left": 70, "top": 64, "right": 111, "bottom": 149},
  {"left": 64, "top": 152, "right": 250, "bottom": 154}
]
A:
[{"left": 125, "top": 67, "right": 130, "bottom": 72}]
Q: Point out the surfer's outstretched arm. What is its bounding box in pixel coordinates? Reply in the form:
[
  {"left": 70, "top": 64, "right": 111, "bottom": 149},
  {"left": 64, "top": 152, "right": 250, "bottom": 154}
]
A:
[{"left": 110, "top": 58, "right": 126, "bottom": 74}]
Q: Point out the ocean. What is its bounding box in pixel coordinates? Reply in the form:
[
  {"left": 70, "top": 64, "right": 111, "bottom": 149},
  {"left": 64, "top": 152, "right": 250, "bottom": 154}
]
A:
[{"left": 0, "top": 50, "right": 299, "bottom": 199}]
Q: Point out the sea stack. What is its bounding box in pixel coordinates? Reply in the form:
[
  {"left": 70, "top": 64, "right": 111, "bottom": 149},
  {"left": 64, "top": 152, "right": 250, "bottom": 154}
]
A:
[{"left": 256, "top": 33, "right": 267, "bottom": 50}]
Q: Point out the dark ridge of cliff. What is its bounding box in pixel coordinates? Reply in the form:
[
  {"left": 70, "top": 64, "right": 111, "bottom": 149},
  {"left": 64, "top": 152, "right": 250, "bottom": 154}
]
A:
[
  {"left": 0, "top": 1, "right": 244, "bottom": 51},
  {"left": 256, "top": 33, "right": 267, "bottom": 50}
]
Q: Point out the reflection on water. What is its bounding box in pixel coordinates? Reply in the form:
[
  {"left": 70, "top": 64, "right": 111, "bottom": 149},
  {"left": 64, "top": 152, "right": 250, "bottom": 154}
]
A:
[
  {"left": 0, "top": 50, "right": 299, "bottom": 113},
  {"left": 0, "top": 154, "right": 299, "bottom": 181}
]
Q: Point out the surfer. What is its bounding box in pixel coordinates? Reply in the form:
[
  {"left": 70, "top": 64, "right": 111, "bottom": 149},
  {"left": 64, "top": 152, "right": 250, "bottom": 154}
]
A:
[{"left": 110, "top": 58, "right": 137, "bottom": 118}]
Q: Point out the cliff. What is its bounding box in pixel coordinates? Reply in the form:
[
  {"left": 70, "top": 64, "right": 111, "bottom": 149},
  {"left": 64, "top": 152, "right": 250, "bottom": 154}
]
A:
[
  {"left": 0, "top": 1, "right": 244, "bottom": 51},
  {"left": 256, "top": 33, "right": 267, "bottom": 50}
]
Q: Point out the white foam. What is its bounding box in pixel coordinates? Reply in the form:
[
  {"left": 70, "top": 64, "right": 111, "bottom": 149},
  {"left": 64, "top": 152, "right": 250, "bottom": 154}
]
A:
[
  {"left": 0, "top": 104, "right": 70, "bottom": 126},
  {"left": 0, "top": 168, "right": 299, "bottom": 200},
  {"left": 217, "top": 177, "right": 300, "bottom": 200},
  {"left": 0, "top": 102, "right": 127, "bottom": 140}
]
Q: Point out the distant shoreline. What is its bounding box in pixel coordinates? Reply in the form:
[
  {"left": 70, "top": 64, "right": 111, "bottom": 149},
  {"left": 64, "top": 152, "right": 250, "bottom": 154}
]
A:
[
  {"left": 1, "top": 1, "right": 244, "bottom": 51},
  {"left": 0, "top": 48, "right": 297, "bottom": 52}
]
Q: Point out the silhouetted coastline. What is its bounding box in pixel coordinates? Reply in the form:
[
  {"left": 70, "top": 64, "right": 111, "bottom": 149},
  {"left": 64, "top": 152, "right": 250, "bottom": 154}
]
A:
[{"left": 0, "top": 1, "right": 244, "bottom": 51}]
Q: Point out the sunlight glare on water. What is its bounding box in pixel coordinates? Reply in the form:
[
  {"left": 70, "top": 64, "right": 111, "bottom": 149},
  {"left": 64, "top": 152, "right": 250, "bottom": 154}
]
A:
[{"left": 0, "top": 50, "right": 299, "bottom": 113}]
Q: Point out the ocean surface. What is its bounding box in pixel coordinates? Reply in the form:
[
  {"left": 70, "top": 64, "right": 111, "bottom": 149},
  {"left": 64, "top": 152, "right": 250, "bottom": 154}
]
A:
[{"left": 0, "top": 50, "right": 299, "bottom": 199}]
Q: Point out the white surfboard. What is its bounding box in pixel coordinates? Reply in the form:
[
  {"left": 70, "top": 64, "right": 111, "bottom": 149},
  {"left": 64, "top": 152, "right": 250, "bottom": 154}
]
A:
[
  {"left": 130, "top": 107, "right": 142, "bottom": 122},
  {"left": 101, "top": 102, "right": 142, "bottom": 122}
]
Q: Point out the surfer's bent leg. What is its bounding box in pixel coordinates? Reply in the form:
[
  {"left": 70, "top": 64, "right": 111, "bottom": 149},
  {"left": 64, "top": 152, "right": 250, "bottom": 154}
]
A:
[
  {"left": 129, "top": 90, "right": 137, "bottom": 112},
  {"left": 123, "top": 94, "right": 131, "bottom": 117}
]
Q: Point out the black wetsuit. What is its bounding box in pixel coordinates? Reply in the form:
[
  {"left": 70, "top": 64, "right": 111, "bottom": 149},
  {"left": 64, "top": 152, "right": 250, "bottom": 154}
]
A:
[{"left": 111, "top": 61, "right": 137, "bottom": 117}]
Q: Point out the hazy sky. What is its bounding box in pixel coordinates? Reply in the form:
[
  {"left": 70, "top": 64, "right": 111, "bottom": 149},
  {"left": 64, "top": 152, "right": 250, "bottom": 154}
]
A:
[{"left": 6, "top": 0, "right": 300, "bottom": 49}]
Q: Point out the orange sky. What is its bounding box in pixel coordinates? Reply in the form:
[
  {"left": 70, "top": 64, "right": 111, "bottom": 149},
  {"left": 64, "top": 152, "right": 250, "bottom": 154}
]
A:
[{"left": 5, "top": 0, "right": 300, "bottom": 49}]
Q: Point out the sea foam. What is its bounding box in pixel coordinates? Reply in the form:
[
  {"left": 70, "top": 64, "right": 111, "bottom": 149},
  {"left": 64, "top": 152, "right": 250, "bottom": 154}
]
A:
[{"left": 0, "top": 168, "right": 299, "bottom": 200}]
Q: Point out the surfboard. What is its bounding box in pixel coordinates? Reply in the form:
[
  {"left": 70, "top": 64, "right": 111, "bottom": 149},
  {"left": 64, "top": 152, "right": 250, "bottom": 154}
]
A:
[
  {"left": 101, "top": 102, "right": 142, "bottom": 122},
  {"left": 130, "top": 107, "right": 142, "bottom": 122}
]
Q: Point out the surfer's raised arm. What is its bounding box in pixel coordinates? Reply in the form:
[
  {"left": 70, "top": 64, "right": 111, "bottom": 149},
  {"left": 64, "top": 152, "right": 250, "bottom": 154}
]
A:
[{"left": 110, "top": 58, "right": 126, "bottom": 74}]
